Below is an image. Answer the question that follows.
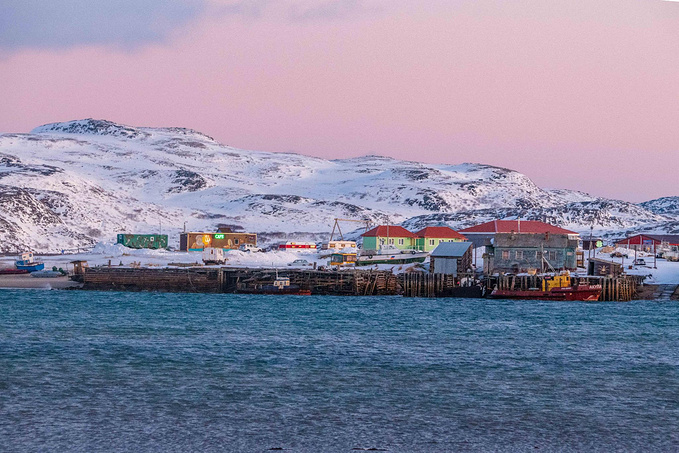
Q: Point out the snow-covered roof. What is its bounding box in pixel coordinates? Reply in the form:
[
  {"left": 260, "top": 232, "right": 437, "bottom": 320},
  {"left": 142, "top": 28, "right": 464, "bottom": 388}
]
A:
[{"left": 430, "top": 241, "right": 473, "bottom": 258}]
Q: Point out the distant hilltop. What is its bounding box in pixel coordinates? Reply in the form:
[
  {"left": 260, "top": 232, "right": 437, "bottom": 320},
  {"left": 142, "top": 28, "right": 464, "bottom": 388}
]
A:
[{"left": 0, "top": 118, "right": 676, "bottom": 253}]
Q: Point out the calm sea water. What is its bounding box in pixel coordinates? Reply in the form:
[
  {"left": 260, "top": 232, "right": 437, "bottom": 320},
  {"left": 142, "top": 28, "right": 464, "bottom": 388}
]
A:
[{"left": 1, "top": 290, "right": 679, "bottom": 452}]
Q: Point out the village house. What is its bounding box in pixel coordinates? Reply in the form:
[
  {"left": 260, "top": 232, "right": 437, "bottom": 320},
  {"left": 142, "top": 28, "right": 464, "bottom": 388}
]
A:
[
  {"left": 361, "top": 225, "right": 417, "bottom": 251},
  {"left": 179, "top": 231, "right": 257, "bottom": 251},
  {"left": 581, "top": 237, "right": 605, "bottom": 250},
  {"left": 430, "top": 242, "right": 474, "bottom": 276},
  {"left": 414, "top": 226, "right": 467, "bottom": 252},
  {"left": 461, "top": 220, "right": 580, "bottom": 275},
  {"left": 614, "top": 234, "right": 679, "bottom": 252},
  {"left": 484, "top": 231, "right": 579, "bottom": 274},
  {"left": 459, "top": 219, "right": 579, "bottom": 247}
]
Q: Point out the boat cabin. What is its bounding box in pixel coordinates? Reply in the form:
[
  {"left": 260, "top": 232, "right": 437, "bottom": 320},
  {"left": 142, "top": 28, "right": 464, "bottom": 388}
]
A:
[
  {"left": 323, "top": 240, "right": 357, "bottom": 251},
  {"left": 542, "top": 273, "right": 572, "bottom": 291},
  {"left": 70, "top": 260, "right": 89, "bottom": 276},
  {"left": 330, "top": 252, "right": 358, "bottom": 267},
  {"left": 273, "top": 277, "right": 291, "bottom": 289}
]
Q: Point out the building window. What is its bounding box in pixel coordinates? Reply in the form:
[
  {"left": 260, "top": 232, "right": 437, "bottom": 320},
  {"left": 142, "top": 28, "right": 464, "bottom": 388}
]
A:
[
  {"left": 234, "top": 239, "right": 240, "bottom": 245},
  {"left": 515, "top": 250, "right": 523, "bottom": 259},
  {"left": 398, "top": 238, "right": 404, "bottom": 245},
  {"left": 439, "top": 239, "right": 444, "bottom": 243},
  {"left": 429, "top": 239, "right": 435, "bottom": 246},
  {"left": 502, "top": 250, "right": 510, "bottom": 260},
  {"left": 389, "top": 238, "right": 395, "bottom": 245},
  {"left": 380, "top": 238, "right": 385, "bottom": 245},
  {"left": 549, "top": 251, "right": 557, "bottom": 261}
]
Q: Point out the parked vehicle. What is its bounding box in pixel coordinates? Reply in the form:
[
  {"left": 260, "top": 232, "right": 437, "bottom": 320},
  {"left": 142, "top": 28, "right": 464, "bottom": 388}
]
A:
[
  {"left": 202, "top": 247, "right": 227, "bottom": 265},
  {"left": 288, "top": 259, "right": 311, "bottom": 267},
  {"left": 633, "top": 258, "right": 646, "bottom": 266},
  {"left": 239, "top": 244, "right": 261, "bottom": 252},
  {"left": 666, "top": 246, "right": 679, "bottom": 262}
]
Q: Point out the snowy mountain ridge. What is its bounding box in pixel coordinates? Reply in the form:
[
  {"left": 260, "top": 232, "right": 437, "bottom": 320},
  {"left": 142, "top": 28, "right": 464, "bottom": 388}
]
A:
[{"left": 0, "top": 119, "right": 674, "bottom": 253}]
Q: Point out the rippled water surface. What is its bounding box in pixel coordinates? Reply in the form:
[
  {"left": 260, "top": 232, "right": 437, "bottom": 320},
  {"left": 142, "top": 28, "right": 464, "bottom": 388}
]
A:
[{"left": 2, "top": 290, "right": 679, "bottom": 452}]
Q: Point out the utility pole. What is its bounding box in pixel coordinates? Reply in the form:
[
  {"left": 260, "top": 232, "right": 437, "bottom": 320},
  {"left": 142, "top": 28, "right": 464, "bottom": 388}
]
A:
[{"left": 654, "top": 241, "right": 657, "bottom": 269}]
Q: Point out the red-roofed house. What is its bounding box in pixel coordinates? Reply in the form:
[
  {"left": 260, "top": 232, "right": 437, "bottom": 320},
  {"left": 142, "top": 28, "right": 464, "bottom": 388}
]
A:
[
  {"left": 614, "top": 234, "right": 679, "bottom": 252},
  {"left": 361, "top": 225, "right": 417, "bottom": 251},
  {"left": 459, "top": 220, "right": 579, "bottom": 247},
  {"left": 415, "top": 226, "right": 467, "bottom": 252}
]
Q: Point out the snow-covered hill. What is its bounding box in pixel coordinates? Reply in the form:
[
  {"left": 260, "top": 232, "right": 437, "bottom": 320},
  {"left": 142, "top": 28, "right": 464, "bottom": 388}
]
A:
[
  {"left": 0, "top": 119, "right": 674, "bottom": 253},
  {"left": 639, "top": 197, "right": 679, "bottom": 216}
]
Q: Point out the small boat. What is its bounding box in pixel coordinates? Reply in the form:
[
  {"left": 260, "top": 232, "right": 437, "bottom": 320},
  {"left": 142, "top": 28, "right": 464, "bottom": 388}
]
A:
[
  {"left": 237, "top": 272, "right": 312, "bottom": 295},
  {"left": 15, "top": 252, "right": 45, "bottom": 273},
  {"left": 356, "top": 246, "right": 428, "bottom": 266},
  {"left": 489, "top": 272, "right": 602, "bottom": 301}
]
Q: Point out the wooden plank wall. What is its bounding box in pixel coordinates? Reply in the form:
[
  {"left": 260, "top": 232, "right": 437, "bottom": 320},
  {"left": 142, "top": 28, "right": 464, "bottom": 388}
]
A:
[
  {"left": 83, "top": 267, "right": 221, "bottom": 293},
  {"left": 220, "top": 268, "right": 400, "bottom": 296}
]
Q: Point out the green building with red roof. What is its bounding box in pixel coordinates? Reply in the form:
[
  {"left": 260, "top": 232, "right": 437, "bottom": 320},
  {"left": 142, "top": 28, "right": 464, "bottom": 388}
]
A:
[
  {"left": 361, "top": 225, "right": 417, "bottom": 251},
  {"left": 414, "top": 226, "right": 467, "bottom": 252}
]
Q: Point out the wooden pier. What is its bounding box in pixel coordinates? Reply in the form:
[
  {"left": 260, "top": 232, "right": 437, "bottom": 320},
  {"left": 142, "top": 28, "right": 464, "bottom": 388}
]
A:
[
  {"left": 82, "top": 267, "right": 221, "bottom": 293},
  {"left": 82, "top": 267, "right": 400, "bottom": 296},
  {"left": 80, "top": 267, "right": 644, "bottom": 301},
  {"left": 221, "top": 268, "right": 400, "bottom": 296},
  {"left": 401, "top": 272, "right": 483, "bottom": 298}
]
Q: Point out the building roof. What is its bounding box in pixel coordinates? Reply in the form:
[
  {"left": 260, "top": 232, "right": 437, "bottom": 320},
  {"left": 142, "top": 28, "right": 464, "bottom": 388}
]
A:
[
  {"left": 648, "top": 234, "right": 679, "bottom": 244},
  {"left": 459, "top": 220, "right": 578, "bottom": 235},
  {"left": 415, "top": 226, "right": 467, "bottom": 240},
  {"left": 430, "top": 241, "right": 473, "bottom": 258},
  {"left": 614, "top": 234, "right": 679, "bottom": 245},
  {"left": 361, "top": 225, "right": 417, "bottom": 238},
  {"left": 589, "top": 257, "right": 623, "bottom": 268}
]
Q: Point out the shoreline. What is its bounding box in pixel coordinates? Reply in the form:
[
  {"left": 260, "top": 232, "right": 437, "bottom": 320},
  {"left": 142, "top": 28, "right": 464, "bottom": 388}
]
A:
[
  {"left": 2, "top": 272, "right": 676, "bottom": 300},
  {"left": 0, "top": 274, "right": 82, "bottom": 290}
]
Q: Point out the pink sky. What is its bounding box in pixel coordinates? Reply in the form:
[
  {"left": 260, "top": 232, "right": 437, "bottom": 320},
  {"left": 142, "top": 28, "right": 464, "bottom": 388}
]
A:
[{"left": 1, "top": 0, "right": 678, "bottom": 202}]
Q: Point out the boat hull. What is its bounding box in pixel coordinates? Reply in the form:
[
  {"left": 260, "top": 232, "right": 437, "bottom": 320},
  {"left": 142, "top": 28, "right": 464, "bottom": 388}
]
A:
[
  {"left": 490, "top": 285, "right": 602, "bottom": 301},
  {"left": 236, "top": 288, "right": 312, "bottom": 295},
  {"left": 0, "top": 268, "right": 30, "bottom": 275},
  {"left": 15, "top": 262, "right": 45, "bottom": 272},
  {"left": 356, "top": 253, "right": 427, "bottom": 266}
]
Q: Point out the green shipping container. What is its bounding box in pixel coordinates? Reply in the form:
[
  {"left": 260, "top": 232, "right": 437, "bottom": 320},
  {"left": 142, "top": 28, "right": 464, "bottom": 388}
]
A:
[{"left": 116, "top": 234, "right": 168, "bottom": 250}]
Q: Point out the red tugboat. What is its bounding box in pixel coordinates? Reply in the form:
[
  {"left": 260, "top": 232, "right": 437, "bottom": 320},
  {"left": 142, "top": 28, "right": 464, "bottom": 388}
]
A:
[{"left": 490, "top": 272, "right": 602, "bottom": 301}]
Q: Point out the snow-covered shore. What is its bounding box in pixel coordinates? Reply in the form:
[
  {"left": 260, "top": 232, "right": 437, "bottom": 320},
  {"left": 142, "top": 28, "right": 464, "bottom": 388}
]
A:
[{"left": 1, "top": 243, "right": 677, "bottom": 289}]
